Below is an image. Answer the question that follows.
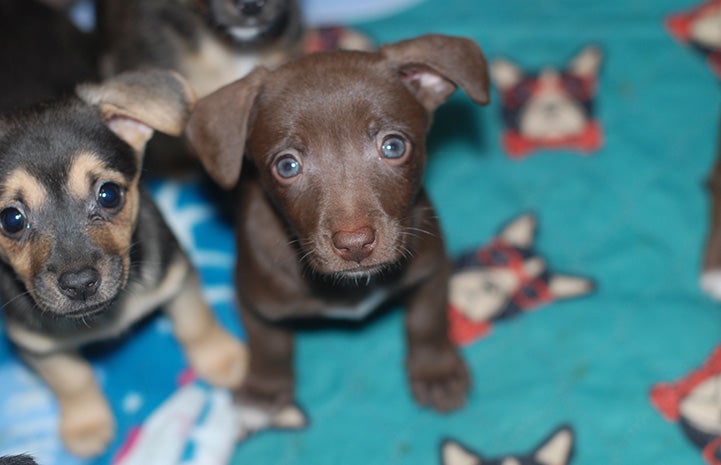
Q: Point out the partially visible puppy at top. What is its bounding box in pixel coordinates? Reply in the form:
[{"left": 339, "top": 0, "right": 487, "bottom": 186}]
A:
[
  {"left": 94, "top": 0, "right": 306, "bottom": 173},
  {"left": 96, "top": 0, "right": 306, "bottom": 99}
]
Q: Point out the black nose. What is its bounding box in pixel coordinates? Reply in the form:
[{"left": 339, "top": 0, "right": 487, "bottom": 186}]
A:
[
  {"left": 58, "top": 268, "right": 100, "bottom": 301},
  {"left": 236, "top": 0, "right": 264, "bottom": 15}
]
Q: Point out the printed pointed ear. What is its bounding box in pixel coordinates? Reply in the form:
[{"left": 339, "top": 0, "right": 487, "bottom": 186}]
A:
[
  {"left": 499, "top": 214, "right": 537, "bottom": 247},
  {"left": 185, "top": 67, "right": 267, "bottom": 189},
  {"left": 490, "top": 58, "right": 525, "bottom": 90},
  {"left": 548, "top": 275, "right": 594, "bottom": 299},
  {"left": 380, "top": 34, "right": 489, "bottom": 112},
  {"left": 568, "top": 46, "right": 603, "bottom": 78},
  {"left": 534, "top": 426, "right": 574, "bottom": 465},
  {"left": 441, "top": 440, "right": 481, "bottom": 465},
  {"left": 523, "top": 257, "right": 546, "bottom": 278},
  {"left": 77, "top": 69, "right": 195, "bottom": 153}
]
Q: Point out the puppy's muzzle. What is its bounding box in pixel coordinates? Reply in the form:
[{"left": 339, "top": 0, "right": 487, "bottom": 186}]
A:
[
  {"left": 236, "top": 0, "right": 265, "bottom": 16},
  {"left": 331, "top": 226, "right": 377, "bottom": 264},
  {"left": 57, "top": 267, "right": 101, "bottom": 301}
]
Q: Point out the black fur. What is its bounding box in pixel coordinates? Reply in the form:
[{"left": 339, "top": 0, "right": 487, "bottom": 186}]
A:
[
  {"left": 0, "top": 455, "right": 38, "bottom": 465},
  {"left": 0, "top": 0, "right": 98, "bottom": 114}
]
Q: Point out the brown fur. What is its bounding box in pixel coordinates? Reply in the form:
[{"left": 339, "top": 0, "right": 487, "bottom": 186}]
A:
[{"left": 187, "top": 34, "right": 489, "bottom": 414}]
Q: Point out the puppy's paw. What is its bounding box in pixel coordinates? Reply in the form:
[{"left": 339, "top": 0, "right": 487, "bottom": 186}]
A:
[
  {"left": 187, "top": 326, "right": 249, "bottom": 389},
  {"left": 701, "top": 269, "right": 721, "bottom": 301},
  {"left": 407, "top": 345, "right": 470, "bottom": 412},
  {"left": 235, "top": 401, "right": 307, "bottom": 441},
  {"left": 59, "top": 392, "right": 114, "bottom": 457}
]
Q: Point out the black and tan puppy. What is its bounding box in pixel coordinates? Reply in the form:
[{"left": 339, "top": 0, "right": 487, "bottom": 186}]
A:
[
  {"left": 0, "top": 70, "right": 247, "bottom": 457},
  {"left": 186, "top": 34, "right": 489, "bottom": 419},
  {"left": 97, "top": 0, "right": 304, "bottom": 99}
]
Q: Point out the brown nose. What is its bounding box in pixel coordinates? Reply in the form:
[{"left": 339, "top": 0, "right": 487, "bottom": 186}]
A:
[{"left": 331, "top": 226, "right": 376, "bottom": 263}]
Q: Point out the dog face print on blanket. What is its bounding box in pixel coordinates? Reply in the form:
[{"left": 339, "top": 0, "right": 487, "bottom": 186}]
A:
[
  {"left": 667, "top": 0, "right": 721, "bottom": 79},
  {"left": 490, "top": 46, "right": 603, "bottom": 158},
  {"left": 447, "top": 214, "right": 594, "bottom": 346},
  {"left": 440, "top": 425, "right": 575, "bottom": 465},
  {"left": 651, "top": 345, "right": 721, "bottom": 464}
]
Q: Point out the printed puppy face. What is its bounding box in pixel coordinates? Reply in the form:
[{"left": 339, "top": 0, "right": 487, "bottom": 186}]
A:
[
  {"left": 441, "top": 426, "right": 574, "bottom": 465},
  {"left": 666, "top": 1, "right": 721, "bottom": 79},
  {"left": 690, "top": 5, "right": 721, "bottom": 50},
  {"left": 681, "top": 375, "right": 721, "bottom": 436},
  {"left": 0, "top": 104, "right": 139, "bottom": 317},
  {"left": 490, "top": 46, "right": 602, "bottom": 156}
]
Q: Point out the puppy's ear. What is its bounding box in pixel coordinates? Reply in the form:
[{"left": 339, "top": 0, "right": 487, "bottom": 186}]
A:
[
  {"left": 77, "top": 69, "right": 196, "bottom": 153},
  {"left": 185, "top": 67, "right": 267, "bottom": 190},
  {"left": 568, "top": 45, "right": 602, "bottom": 78},
  {"left": 380, "top": 34, "right": 490, "bottom": 112}
]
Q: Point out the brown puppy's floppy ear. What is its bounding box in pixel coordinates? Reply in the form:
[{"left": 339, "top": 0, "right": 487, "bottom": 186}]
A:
[
  {"left": 185, "top": 67, "right": 267, "bottom": 190},
  {"left": 380, "top": 34, "right": 490, "bottom": 112},
  {"left": 76, "top": 69, "right": 196, "bottom": 153}
]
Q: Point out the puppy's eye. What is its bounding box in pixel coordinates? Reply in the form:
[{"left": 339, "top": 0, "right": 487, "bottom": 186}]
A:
[
  {"left": 97, "top": 182, "right": 124, "bottom": 209},
  {"left": 0, "top": 207, "right": 26, "bottom": 235},
  {"left": 274, "top": 155, "right": 302, "bottom": 180},
  {"left": 380, "top": 135, "right": 407, "bottom": 160}
]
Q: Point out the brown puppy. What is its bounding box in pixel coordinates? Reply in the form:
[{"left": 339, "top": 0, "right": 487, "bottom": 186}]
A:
[
  {"left": 186, "top": 34, "right": 489, "bottom": 416},
  {"left": 0, "top": 70, "right": 247, "bottom": 457}
]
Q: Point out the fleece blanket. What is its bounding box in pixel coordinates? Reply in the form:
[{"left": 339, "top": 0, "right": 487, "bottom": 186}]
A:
[{"left": 3, "top": 0, "right": 721, "bottom": 464}]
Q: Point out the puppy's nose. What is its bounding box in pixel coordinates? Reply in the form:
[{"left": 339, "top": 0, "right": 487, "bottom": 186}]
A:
[
  {"left": 331, "top": 227, "right": 376, "bottom": 263},
  {"left": 236, "top": 0, "right": 264, "bottom": 15},
  {"left": 58, "top": 268, "right": 100, "bottom": 301}
]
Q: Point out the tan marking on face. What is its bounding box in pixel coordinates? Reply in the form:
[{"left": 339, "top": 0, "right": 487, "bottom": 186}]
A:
[
  {"left": 0, "top": 230, "right": 51, "bottom": 294},
  {"left": 67, "top": 152, "right": 127, "bottom": 200},
  {"left": 1, "top": 168, "right": 48, "bottom": 213},
  {"left": 0, "top": 167, "right": 52, "bottom": 284},
  {"left": 87, "top": 182, "right": 139, "bottom": 286}
]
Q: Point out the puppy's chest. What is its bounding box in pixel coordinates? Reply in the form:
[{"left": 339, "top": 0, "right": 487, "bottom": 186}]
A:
[
  {"left": 181, "top": 33, "right": 285, "bottom": 98},
  {"left": 321, "top": 287, "right": 392, "bottom": 320}
]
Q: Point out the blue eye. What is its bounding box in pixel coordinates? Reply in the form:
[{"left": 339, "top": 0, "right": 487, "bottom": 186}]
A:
[
  {"left": 275, "top": 156, "right": 302, "bottom": 180},
  {"left": 381, "top": 136, "right": 407, "bottom": 159},
  {"left": 97, "top": 182, "right": 123, "bottom": 209},
  {"left": 0, "top": 207, "right": 26, "bottom": 235}
]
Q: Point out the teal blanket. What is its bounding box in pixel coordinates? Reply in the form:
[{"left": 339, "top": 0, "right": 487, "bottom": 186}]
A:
[{"left": 2, "top": 1, "right": 721, "bottom": 464}]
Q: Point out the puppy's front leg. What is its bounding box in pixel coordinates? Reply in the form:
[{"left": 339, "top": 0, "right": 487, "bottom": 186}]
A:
[
  {"left": 404, "top": 258, "right": 470, "bottom": 412},
  {"left": 235, "top": 305, "right": 295, "bottom": 410},
  {"left": 22, "top": 350, "right": 114, "bottom": 457},
  {"left": 163, "top": 270, "right": 248, "bottom": 388}
]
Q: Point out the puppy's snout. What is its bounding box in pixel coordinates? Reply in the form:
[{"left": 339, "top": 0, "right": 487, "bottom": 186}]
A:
[
  {"left": 331, "top": 227, "right": 376, "bottom": 263},
  {"left": 58, "top": 268, "right": 100, "bottom": 301},
  {"left": 236, "top": 0, "right": 264, "bottom": 15}
]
